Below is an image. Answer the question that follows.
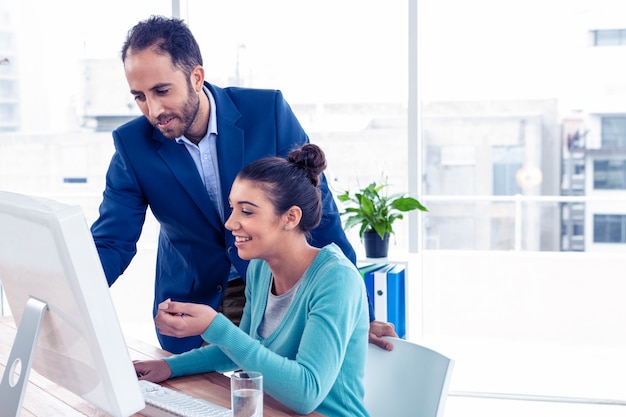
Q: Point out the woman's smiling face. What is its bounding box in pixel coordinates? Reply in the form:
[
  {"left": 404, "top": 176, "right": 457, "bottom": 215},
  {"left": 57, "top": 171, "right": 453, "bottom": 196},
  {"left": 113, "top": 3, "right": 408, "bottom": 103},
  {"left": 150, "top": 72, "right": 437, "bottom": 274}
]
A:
[{"left": 225, "top": 178, "right": 285, "bottom": 261}]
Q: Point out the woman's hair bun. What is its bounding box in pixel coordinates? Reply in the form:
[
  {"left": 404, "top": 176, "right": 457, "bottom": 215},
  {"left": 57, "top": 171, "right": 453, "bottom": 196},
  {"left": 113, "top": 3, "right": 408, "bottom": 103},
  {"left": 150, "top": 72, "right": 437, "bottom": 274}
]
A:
[{"left": 287, "top": 143, "right": 327, "bottom": 187}]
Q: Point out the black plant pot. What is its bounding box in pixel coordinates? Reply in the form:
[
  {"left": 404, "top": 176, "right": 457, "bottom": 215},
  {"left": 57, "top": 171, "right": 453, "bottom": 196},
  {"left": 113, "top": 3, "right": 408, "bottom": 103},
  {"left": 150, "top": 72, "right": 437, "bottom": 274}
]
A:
[{"left": 363, "top": 231, "right": 390, "bottom": 258}]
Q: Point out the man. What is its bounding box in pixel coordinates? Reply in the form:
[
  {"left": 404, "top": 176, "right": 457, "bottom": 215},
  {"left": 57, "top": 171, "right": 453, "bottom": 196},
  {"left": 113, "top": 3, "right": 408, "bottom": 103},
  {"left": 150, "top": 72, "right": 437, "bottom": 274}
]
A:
[{"left": 91, "top": 15, "right": 396, "bottom": 354}]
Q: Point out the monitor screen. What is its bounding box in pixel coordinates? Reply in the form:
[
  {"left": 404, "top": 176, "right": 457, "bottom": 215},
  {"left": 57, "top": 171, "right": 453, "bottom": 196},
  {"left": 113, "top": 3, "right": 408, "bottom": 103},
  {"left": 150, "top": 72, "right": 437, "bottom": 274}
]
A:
[{"left": 0, "top": 191, "right": 145, "bottom": 417}]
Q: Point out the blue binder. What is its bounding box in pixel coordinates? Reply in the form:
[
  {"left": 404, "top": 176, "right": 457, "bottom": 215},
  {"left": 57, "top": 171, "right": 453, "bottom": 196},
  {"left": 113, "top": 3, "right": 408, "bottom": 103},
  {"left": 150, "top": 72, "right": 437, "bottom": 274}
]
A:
[{"left": 386, "top": 264, "right": 406, "bottom": 339}]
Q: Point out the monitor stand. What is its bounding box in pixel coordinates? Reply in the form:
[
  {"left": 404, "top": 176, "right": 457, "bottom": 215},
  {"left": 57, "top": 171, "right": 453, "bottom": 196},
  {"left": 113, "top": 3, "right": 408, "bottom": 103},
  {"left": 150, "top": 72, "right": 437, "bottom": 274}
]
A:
[{"left": 0, "top": 297, "right": 48, "bottom": 417}]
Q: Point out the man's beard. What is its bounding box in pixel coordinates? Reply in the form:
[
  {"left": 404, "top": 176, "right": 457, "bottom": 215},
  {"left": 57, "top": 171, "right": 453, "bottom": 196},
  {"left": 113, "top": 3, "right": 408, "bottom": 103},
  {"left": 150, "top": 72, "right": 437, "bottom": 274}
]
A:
[{"left": 153, "top": 86, "right": 200, "bottom": 139}]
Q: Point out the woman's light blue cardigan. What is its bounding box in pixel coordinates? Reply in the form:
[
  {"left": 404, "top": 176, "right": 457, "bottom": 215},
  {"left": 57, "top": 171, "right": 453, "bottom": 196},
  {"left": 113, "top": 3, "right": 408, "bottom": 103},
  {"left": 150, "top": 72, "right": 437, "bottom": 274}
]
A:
[{"left": 165, "top": 243, "right": 370, "bottom": 416}]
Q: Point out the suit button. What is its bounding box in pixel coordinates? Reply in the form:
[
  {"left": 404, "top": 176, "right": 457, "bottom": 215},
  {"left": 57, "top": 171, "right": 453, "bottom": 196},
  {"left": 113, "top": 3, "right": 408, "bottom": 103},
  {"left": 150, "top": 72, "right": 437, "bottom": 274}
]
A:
[{"left": 217, "top": 284, "right": 223, "bottom": 292}]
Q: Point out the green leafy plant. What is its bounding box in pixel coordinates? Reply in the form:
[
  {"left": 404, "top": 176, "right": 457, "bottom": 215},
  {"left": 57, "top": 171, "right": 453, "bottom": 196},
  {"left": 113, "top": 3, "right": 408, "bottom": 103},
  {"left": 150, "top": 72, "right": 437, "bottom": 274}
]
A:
[{"left": 337, "top": 180, "right": 428, "bottom": 240}]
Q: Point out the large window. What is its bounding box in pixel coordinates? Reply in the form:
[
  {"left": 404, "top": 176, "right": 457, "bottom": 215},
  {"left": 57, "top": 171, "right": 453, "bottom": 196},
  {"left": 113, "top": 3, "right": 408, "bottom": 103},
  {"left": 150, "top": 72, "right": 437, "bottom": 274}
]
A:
[{"left": 3, "top": 1, "right": 626, "bottom": 416}]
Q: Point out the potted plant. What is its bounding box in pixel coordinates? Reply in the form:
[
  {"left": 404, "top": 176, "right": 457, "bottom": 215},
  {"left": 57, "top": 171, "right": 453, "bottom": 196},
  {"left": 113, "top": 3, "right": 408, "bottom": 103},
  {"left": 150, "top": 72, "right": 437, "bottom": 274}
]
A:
[{"left": 337, "top": 180, "right": 428, "bottom": 258}]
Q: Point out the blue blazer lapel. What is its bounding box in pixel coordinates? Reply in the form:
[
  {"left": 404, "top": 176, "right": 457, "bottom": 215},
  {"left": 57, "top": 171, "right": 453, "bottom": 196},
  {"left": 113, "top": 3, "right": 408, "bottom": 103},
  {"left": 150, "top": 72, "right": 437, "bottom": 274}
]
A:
[
  {"left": 210, "top": 84, "right": 245, "bottom": 218},
  {"left": 153, "top": 130, "right": 224, "bottom": 231}
]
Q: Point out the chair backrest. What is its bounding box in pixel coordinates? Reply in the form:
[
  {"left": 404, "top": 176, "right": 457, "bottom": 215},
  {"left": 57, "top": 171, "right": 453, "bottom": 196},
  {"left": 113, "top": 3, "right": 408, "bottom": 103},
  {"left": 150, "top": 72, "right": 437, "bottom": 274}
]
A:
[{"left": 364, "top": 336, "right": 454, "bottom": 417}]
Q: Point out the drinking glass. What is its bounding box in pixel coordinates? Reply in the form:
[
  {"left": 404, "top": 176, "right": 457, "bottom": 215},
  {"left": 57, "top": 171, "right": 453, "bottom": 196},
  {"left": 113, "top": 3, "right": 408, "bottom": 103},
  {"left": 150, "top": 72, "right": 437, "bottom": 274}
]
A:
[{"left": 231, "top": 371, "right": 263, "bottom": 417}]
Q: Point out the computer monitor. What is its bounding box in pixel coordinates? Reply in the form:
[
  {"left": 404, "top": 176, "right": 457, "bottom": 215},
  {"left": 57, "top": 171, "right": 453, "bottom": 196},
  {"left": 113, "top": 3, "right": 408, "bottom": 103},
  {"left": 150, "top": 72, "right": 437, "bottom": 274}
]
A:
[{"left": 0, "top": 191, "right": 145, "bottom": 417}]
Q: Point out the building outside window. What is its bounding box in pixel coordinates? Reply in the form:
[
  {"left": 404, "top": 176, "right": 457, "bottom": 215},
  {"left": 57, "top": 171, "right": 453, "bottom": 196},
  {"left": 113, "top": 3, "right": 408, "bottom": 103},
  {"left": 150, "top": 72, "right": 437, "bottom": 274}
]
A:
[
  {"left": 594, "top": 214, "right": 626, "bottom": 243},
  {"left": 593, "top": 159, "right": 626, "bottom": 190},
  {"left": 593, "top": 28, "right": 626, "bottom": 46},
  {"left": 601, "top": 116, "right": 626, "bottom": 147},
  {"left": 492, "top": 145, "right": 523, "bottom": 196}
]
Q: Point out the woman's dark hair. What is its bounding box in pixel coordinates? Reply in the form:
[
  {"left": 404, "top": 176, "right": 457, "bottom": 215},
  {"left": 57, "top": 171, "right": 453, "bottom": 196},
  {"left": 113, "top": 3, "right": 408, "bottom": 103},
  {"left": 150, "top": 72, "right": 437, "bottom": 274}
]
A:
[
  {"left": 121, "top": 15, "right": 203, "bottom": 78},
  {"left": 237, "top": 143, "right": 327, "bottom": 234}
]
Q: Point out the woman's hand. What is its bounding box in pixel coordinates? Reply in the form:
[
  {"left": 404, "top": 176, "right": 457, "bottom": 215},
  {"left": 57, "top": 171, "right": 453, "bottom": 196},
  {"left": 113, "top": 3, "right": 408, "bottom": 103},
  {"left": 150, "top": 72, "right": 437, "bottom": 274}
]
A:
[
  {"left": 154, "top": 299, "right": 218, "bottom": 338},
  {"left": 133, "top": 359, "right": 172, "bottom": 383}
]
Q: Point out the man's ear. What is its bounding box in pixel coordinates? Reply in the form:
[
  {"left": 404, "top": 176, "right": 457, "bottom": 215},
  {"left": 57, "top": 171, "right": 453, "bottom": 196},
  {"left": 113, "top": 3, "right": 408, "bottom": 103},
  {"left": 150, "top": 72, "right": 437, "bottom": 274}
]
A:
[{"left": 191, "top": 65, "right": 205, "bottom": 92}]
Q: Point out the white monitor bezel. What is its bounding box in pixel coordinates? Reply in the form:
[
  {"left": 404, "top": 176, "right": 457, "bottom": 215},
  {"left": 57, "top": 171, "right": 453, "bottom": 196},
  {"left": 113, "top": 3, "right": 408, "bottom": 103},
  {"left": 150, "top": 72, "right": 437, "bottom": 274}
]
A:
[{"left": 0, "top": 191, "right": 145, "bottom": 417}]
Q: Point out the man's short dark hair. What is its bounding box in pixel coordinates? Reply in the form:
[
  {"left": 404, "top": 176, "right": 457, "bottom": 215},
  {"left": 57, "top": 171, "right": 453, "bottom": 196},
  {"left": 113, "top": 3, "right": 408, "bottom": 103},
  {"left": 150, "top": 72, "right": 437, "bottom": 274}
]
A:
[{"left": 121, "top": 15, "right": 203, "bottom": 77}]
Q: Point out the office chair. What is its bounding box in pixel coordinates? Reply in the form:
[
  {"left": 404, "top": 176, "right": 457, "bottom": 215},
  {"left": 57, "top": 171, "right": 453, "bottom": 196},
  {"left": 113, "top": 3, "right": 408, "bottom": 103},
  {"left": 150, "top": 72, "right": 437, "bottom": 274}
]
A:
[{"left": 364, "top": 336, "right": 454, "bottom": 417}]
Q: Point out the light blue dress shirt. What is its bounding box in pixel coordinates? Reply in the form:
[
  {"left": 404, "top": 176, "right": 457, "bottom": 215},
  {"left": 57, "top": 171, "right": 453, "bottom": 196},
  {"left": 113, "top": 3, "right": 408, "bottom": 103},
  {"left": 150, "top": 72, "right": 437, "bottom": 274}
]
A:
[
  {"left": 175, "top": 86, "right": 223, "bottom": 221},
  {"left": 175, "top": 87, "right": 239, "bottom": 280}
]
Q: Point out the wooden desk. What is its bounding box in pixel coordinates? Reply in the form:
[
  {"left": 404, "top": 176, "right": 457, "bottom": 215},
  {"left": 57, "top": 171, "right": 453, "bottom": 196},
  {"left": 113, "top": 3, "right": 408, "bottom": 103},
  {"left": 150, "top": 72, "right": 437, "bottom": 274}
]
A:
[{"left": 0, "top": 316, "right": 323, "bottom": 417}]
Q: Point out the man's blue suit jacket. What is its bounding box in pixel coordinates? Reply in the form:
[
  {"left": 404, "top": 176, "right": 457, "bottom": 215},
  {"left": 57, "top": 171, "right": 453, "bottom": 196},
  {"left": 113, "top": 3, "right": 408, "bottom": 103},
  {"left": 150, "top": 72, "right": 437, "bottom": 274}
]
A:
[{"left": 91, "top": 82, "right": 356, "bottom": 353}]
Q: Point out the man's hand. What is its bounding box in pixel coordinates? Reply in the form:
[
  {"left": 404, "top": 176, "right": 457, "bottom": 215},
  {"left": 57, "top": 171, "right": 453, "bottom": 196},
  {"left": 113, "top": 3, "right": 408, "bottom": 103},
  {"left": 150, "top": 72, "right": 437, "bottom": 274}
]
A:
[{"left": 368, "top": 320, "right": 397, "bottom": 351}]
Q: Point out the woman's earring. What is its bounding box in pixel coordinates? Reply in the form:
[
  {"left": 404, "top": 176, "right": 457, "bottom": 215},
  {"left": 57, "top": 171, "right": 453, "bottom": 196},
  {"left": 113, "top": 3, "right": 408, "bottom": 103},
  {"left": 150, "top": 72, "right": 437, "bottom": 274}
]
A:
[{"left": 284, "top": 225, "right": 289, "bottom": 230}]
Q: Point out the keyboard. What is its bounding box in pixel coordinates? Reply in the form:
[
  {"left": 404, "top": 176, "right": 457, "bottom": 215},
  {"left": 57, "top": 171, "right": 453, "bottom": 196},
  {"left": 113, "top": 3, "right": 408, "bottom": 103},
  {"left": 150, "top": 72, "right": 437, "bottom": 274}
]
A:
[{"left": 138, "top": 379, "right": 232, "bottom": 417}]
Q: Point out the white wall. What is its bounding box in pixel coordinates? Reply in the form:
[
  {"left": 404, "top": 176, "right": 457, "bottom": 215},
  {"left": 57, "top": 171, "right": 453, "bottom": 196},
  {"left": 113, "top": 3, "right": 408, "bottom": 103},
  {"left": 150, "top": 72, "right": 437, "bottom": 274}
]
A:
[
  {"left": 418, "top": 250, "right": 626, "bottom": 343},
  {"left": 413, "top": 250, "right": 626, "bottom": 403}
]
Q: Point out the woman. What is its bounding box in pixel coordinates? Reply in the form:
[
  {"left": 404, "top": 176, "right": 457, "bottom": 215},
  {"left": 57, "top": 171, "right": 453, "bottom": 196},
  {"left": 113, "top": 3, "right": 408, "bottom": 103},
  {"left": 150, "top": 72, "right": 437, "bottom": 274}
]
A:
[{"left": 133, "top": 143, "right": 370, "bottom": 416}]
